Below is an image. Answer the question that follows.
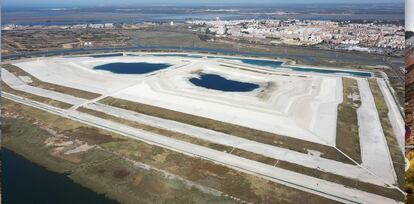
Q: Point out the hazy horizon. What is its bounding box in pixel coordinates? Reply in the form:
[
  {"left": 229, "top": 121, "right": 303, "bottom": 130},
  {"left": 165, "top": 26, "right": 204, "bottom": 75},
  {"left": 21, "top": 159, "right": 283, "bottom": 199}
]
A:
[{"left": 3, "top": 0, "right": 404, "bottom": 8}]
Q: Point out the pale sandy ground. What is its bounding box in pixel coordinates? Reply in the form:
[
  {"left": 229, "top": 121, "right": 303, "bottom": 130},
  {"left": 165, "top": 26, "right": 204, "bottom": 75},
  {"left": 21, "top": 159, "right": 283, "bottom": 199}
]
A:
[
  {"left": 2, "top": 53, "right": 404, "bottom": 203},
  {"left": 377, "top": 78, "right": 405, "bottom": 152},
  {"left": 3, "top": 92, "right": 403, "bottom": 204},
  {"left": 2, "top": 68, "right": 87, "bottom": 105},
  {"left": 0, "top": 69, "right": 396, "bottom": 186},
  {"left": 84, "top": 102, "right": 390, "bottom": 186},
  {"left": 356, "top": 79, "right": 397, "bottom": 186},
  {"left": 14, "top": 56, "right": 343, "bottom": 145}
]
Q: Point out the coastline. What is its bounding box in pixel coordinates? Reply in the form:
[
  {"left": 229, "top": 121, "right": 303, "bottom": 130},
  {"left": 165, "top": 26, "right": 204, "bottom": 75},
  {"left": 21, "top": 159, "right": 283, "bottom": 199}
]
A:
[
  {"left": 1, "top": 147, "right": 118, "bottom": 204},
  {"left": 1, "top": 93, "right": 341, "bottom": 204},
  {"left": 1, "top": 116, "right": 234, "bottom": 204}
]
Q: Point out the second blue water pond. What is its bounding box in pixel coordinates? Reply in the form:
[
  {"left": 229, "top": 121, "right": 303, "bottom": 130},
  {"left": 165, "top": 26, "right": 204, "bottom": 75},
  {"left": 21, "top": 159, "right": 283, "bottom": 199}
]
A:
[{"left": 190, "top": 73, "right": 259, "bottom": 92}]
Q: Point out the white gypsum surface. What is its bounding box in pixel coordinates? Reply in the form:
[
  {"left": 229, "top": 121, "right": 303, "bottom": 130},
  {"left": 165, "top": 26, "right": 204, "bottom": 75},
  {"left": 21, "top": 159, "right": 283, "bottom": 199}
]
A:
[{"left": 3, "top": 92, "right": 403, "bottom": 204}]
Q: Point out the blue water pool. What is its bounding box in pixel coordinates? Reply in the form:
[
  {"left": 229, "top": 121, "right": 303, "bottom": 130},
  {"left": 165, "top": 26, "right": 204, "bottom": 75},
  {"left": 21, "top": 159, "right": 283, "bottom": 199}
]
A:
[
  {"left": 190, "top": 73, "right": 259, "bottom": 92},
  {"left": 150, "top": 54, "right": 284, "bottom": 68},
  {"left": 145, "top": 53, "right": 372, "bottom": 77},
  {"left": 238, "top": 58, "right": 284, "bottom": 68},
  {"left": 94, "top": 62, "right": 171, "bottom": 74},
  {"left": 286, "top": 66, "right": 372, "bottom": 77}
]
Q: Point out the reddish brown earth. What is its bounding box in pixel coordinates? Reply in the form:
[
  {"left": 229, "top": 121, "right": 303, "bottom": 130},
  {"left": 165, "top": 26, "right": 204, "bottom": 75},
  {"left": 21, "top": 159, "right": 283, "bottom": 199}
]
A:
[
  {"left": 112, "top": 169, "right": 130, "bottom": 179},
  {"left": 406, "top": 48, "right": 414, "bottom": 132},
  {"left": 406, "top": 47, "right": 414, "bottom": 202}
]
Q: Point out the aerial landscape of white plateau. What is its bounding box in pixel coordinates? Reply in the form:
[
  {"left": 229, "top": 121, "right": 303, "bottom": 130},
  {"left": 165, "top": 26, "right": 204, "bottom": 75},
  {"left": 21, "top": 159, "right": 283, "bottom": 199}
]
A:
[{"left": 1, "top": 52, "right": 405, "bottom": 203}]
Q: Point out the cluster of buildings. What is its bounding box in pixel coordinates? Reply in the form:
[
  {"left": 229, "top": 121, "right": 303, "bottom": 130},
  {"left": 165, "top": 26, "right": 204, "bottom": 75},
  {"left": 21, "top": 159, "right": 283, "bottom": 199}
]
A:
[
  {"left": 2, "top": 19, "right": 404, "bottom": 52},
  {"left": 2, "top": 23, "right": 115, "bottom": 30},
  {"left": 189, "top": 19, "right": 404, "bottom": 50}
]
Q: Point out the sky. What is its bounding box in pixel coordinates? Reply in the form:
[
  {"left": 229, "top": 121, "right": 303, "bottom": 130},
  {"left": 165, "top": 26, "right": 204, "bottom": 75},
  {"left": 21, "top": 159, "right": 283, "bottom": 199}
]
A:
[
  {"left": 3, "top": 0, "right": 404, "bottom": 7},
  {"left": 408, "top": 0, "right": 414, "bottom": 31}
]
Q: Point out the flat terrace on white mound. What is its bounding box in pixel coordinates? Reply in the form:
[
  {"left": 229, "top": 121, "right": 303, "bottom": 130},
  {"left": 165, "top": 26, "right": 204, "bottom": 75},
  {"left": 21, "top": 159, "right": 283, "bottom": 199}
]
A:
[
  {"left": 5, "top": 52, "right": 405, "bottom": 203},
  {"left": 13, "top": 55, "right": 343, "bottom": 146}
]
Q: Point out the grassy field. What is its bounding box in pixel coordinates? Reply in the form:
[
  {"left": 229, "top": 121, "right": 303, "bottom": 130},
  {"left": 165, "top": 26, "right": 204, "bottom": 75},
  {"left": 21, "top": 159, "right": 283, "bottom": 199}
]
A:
[
  {"left": 336, "top": 78, "right": 362, "bottom": 164},
  {"left": 78, "top": 106, "right": 403, "bottom": 200},
  {"left": 99, "top": 97, "right": 353, "bottom": 164},
  {"left": 3, "top": 28, "right": 403, "bottom": 103},
  {"left": 2, "top": 64, "right": 101, "bottom": 99},
  {"left": 123, "top": 29, "right": 389, "bottom": 69},
  {"left": 2, "top": 27, "right": 393, "bottom": 70},
  {"left": 2, "top": 99, "right": 340, "bottom": 204},
  {"left": 368, "top": 79, "right": 405, "bottom": 188},
  {"left": 2, "top": 117, "right": 232, "bottom": 204},
  {"left": 78, "top": 107, "right": 233, "bottom": 152}
]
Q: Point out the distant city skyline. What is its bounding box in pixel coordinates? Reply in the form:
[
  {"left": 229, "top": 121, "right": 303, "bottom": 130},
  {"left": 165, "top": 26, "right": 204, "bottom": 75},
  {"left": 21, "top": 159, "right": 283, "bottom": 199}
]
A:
[{"left": 3, "top": 0, "right": 404, "bottom": 8}]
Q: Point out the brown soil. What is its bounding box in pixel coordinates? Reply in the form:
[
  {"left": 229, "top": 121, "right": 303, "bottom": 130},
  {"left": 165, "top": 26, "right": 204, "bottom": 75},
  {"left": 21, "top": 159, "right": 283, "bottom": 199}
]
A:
[
  {"left": 0, "top": 98, "right": 345, "bottom": 204},
  {"left": 336, "top": 78, "right": 362, "bottom": 163},
  {"left": 148, "top": 180, "right": 170, "bottom": 194},
  {"left": 112, "top": 169, "right": 131, "bottom": 179},
  {"left": 62, "top": 126, "right": 125, "bottom": 145},
  {"left": 133, "top": 174, "right": 144, "bottom": 186},
  {"left": 406, "top": 49, "right": 414, "bottom": 130},
  {"left": 405, "top": 48, "right": 414, "bottom": 199}
]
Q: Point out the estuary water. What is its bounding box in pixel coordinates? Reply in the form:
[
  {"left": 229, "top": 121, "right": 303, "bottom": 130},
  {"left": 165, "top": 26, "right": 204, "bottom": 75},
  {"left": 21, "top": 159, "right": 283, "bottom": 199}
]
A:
[{"left": 1, "top": 148, "right": 117, "bottom": 204}]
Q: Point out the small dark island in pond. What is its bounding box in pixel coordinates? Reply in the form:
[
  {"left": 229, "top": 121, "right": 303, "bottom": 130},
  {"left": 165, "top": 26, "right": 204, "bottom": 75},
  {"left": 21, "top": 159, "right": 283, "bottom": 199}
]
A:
[
  {"left": 94, "top": 62, "right": 171, "bottom": 74},
  {"left": 190, "top": 73, "right": 259, "bottom": 92}
]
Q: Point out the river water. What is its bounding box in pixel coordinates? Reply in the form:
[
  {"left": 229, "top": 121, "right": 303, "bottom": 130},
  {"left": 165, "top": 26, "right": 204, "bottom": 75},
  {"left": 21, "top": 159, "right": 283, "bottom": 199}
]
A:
[{"left": 1, "top": 148, "right": 118, "bottom": 204}]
